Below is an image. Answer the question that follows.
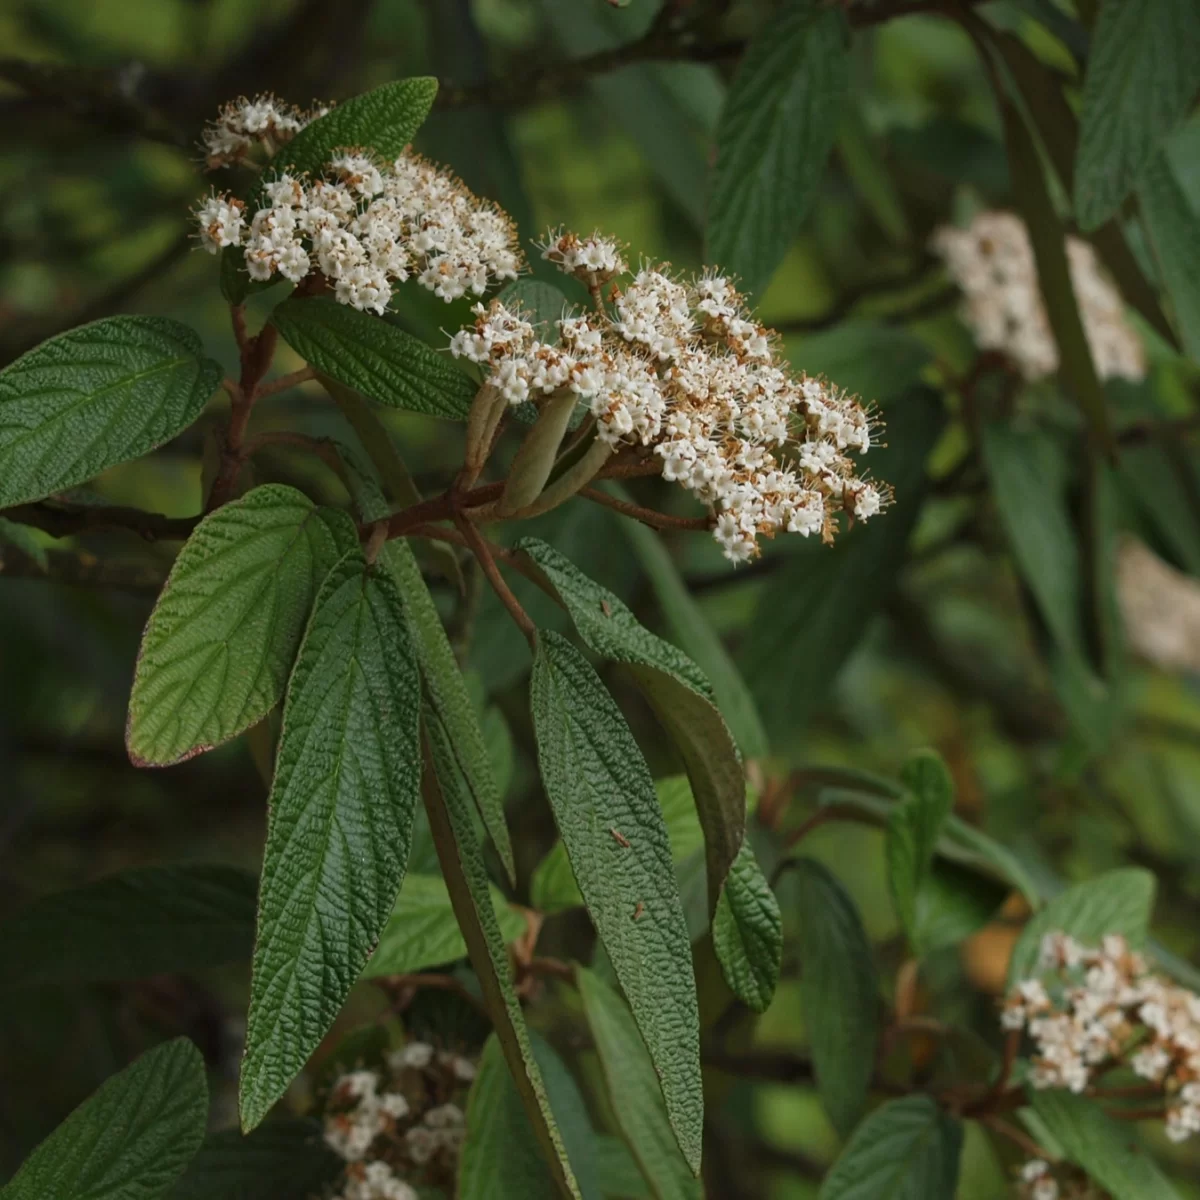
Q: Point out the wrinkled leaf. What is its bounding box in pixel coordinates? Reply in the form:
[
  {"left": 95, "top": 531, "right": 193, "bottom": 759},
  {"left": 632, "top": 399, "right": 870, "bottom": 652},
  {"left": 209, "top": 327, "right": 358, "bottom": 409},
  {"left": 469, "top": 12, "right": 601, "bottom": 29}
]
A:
[{"left": 711, "top": 841, "right": 782, "bottom": 1013}]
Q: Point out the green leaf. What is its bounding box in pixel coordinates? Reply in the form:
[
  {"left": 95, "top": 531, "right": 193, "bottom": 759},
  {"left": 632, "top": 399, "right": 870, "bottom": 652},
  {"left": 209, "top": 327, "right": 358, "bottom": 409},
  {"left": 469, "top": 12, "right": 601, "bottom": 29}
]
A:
[
  {"left": 127, "top": 485, "right": 356, "bottom": 766},
  {"left": 1138, "top": 150, "right": 1200, "bottom": 362},
  {"left": 1, "top": 1038, "right": 207, "bottom": 1200},
  {"left": 362, "top": 873, "right": 524, "bottom": 978},
  {"left": 1028, "top": 1091, "right": 1181, "bottom": 1200},
  {"left": 0, "top": 864, "right": 256, "bottom": 988},
  {"left": 817, "top": 1096, "right": 962, "bottom": 1200},
  {"left": 382, "top": 539, "right": 514, "bottom": 883},
  {"left": 886, "top": 750, "right": 955, "bottom": 947},
  {"left": 576, "top": 968, "right": 703, "bottom": 1200},
  {"left": 790, "top": 857, "right": 880, "bottom": 1137},
  {"left": 742, "top": 386, "right": 944, "bottom": 740},
  {"left": 595, "top": 1136, "right": 652, "bottom": 1200},
  {"left": 241, "top": 550, "right": 421, "bottom": 1131},
  {"left": 496, "top": 279, "right": 572, "bottom": 337},
  {"left": 516, "top": 537, "right": 745, "bottom": 916},
  {"left": 0, "top": 517, "right": 47, "bottom": 570},
  {"left": 785, "top": 322, "right": 932, "bottom": 404},
  {"left": 913, "top": 861, "right": 1008, "bottom": 954},
  {"left": 1007, "top": 867, "right": 1155, "bottom": 986},
  {"left": 1074, "top": 0, "right": 1200, "bottom": 230},
  {"left": 706, "top": 0, "right": 849, "bottom": 295},
  {"left": 531, "top": 631, "right": 703, "bottom": 1174},
  {"left": 711, "top": 841, "right": 782, "bottom": 1013},
  {"left": 0, "top": 316, "right": 221, "bottom": 508},
  {"left": 271, "top": 297, "right": 476, "bottom": 420},
  {"left": 273, "top": 77, "right": 439, "bottom": 179},
  {"left": 422, "top": 711, "right": 582, "bottom": 1199},
  {"left": 170, "top": 1119, "right": 340, "bottom": 1200}
]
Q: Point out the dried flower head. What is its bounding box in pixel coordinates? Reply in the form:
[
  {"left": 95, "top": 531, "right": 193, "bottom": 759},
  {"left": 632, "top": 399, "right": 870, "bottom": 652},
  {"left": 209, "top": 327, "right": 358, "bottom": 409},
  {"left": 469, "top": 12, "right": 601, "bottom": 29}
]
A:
[
  {"left": 1116, "top": 536, "right": 1200, "bottom": 674},
  {"left": 931, "top": 211, "right": 1145, "bottom": 383},
  {"left": 450, "top": 238, "right": 887, "bottom": 563},
  {"left": 200, "top": 93, "right": 329, "bottom": 169}
]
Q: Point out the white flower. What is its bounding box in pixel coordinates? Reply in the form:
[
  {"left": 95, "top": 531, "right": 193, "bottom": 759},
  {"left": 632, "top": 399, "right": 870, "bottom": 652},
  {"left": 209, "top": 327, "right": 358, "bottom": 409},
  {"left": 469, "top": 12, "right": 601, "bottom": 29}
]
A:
[
  {"left": 194, "top": 194, "right": 245, "bottom": 253},
  {"left": 390, "top": 1041, "right": 434, "bottom": 1070},
  {"left": 200, "top": 94, "right": 322, "bottom": 168}
]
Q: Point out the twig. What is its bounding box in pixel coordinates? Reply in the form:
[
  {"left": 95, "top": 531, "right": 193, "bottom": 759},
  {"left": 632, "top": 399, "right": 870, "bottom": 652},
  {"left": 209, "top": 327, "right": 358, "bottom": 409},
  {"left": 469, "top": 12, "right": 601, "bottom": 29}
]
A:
[
  {"left": 579, "top": 487, "right": 711, "bottom": 531},
  {"left": 964, "top": 1029, "right": 1021, "bottom": 1117},
  {"left": 255, "top": 366, "right": 316, "bottom": 398},
  {"left": 374, "top": 972, "right": 489, "bottom": 1018},
  {"left": 1, "top": 502, "right": 198, "bottom": 541},
  {"left": 981, "top": 1115, "right": 1051, "bottom": 1160},
  {"left": 453, "top": 512, "right": 536, "bottom": 644}
]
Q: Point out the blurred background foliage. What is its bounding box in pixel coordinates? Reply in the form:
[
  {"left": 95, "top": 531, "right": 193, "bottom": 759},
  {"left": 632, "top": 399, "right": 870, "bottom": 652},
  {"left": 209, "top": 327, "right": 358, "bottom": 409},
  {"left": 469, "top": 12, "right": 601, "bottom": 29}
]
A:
[{"left": 2, "top": 0, "right": 1200, "bottom": 1195}]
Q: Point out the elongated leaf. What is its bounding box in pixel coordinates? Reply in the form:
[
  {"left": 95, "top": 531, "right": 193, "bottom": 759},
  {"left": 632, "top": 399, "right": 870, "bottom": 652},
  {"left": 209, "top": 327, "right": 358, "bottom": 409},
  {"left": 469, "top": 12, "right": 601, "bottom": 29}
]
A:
[
  {"left": 127, "top": 485, "right": 356, "bottom": 766},
  {"left": 1028, "top": 1091, "right": 1180, "bottom": 1200},
  {"left": 171, "top": 1119, "right": 340, "bottom": 1200},
  {"left": 272, "top": 297, "right": 476, "bottom": 420},
  {"left": 421, "top": 713, "right": 581, "bottom": 1199},
  {"left": 1007, "top": 868, "right": 1155, "bottom": 986},
  {"left": 241, "top": 551, "right": 421, "bottom": 1131},
  {"left": 382, "top": 538, "right": 514, "bottom": 882},
  {"left": 531, "top": 631, "right": 703, "bottom": 1173},
  {"left": 2, "top": 1038, "right": 207, "bottom": 1200},
  {"left": 0, "top": 864, "right": 256, "bottom": 987},
  {"left": 0, "top": 316, "right": 221, "bottom": 508},
  {"left": 516, "top": 537, "right": 745, "bottom": 915},
  {"left": 1074, "top": 0, "right": 1200, "bottom": 230},
  {"left": 711, "top": 842, "right": 782, "bottom": 1013},
  {"left": 577, "top": 968, "right": 703, "bottom": 1200},
  {"left": 790, "top": 857, "right": 879, "bottom": 1136},
  {"left": 706, "top": 0, "right": 849, "bottom": 295},
  {"left": 818, "top": 1095, "right": 962, "bottom": 1200},
  {"left": 0, "top": 518, "right": 47, "bottom": 569},
  {"left": 595, "top": 1135, "right": 652, "bottom": 1200},
  {"left": 1139, "top": 151, "right": 1200, "bottom": 363},
  {"left": 362, "top": 873, "right": 524, "bottom": 978}
]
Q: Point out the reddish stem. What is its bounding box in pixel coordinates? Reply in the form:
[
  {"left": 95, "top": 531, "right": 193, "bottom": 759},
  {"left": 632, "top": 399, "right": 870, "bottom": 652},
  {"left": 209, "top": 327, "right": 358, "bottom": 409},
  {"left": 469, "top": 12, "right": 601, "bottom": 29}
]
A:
[
  {"left": 453, "top": 511, "right": 536, "bottom": 644},
  {"left": 580, "top": 487, "right": 712, "bottom": 530}
]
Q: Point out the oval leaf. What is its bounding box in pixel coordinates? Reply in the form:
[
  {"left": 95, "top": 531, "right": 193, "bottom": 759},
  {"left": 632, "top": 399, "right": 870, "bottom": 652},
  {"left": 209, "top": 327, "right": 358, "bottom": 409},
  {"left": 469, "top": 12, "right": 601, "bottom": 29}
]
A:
[
  {"left": 711, "top": 841, "right": 782, "bottom": 1013},
  {"left": 0, "top": 315, "right": 221, "bottom": 508},
  {"left": 531, "top": 631, "right": 703, "bottom": 1174},
  {"left": 127, "top": 484, "right": 356, "bottom": 766},
  {"left": 3, "top": 1038, "right": 208, "bottom": 1200},
  {"left": 240, "top": 550, "right": 421, "bottom": 1131}
]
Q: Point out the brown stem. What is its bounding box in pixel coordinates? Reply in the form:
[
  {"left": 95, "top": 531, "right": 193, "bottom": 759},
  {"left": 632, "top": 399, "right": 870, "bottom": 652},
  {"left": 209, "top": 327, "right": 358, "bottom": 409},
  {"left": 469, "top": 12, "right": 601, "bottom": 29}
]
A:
[
  {"left": 783, "top": 803, "right": 867, "bottom": 850},
  {"left": 963, "top": 1029, "right": 1022, "bottom": 1117},
  {"left": 580, "top": 487, "right": 712, "bottom": 531},
  {"left": 374, "top": 972, "right": 490, "bottom": 1018},
  {"left": 980, "top": 1115, "right": 1051, "bottom": 1161},
  {"left": 453, "top": 512, "right": 536, "bottom": 644},
  {"left": 1, "top": 501, "right": 198, "bottom": 541},
  {"left": 1105, "top": 1105, "right": 1168, "bottom": 1121},
  {"left": 255, "top": 365, "right": 315, "bottom": 398}
]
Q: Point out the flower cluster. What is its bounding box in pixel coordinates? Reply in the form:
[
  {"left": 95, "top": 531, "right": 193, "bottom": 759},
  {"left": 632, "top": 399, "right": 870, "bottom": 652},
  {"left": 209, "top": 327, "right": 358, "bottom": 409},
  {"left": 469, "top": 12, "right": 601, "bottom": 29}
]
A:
[
  {"left": 1015, "top": 1158, "right": 1102, "bottom": 1200},
  {"left": 450, "top": 233, "right": 886, "bottom": 562},
  {"left": 323, "top": 1041, "right": 477, "bottom": 1199},
  {"left": 1002, "top": 932, "right": 1200, "bottom": 1142},
  {"left": 1116, "top": 536, "right": 1200, "bottom": 674},
  {"left": 931, "top": 211, "right": 1145, "bottom": 383},
  {"left": 200, "top": 93, "right": 329, "bottom": 169}
]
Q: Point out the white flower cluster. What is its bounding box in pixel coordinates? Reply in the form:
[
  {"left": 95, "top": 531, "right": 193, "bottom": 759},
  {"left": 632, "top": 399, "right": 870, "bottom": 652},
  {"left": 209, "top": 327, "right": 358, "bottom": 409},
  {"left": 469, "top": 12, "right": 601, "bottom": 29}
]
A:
[
  {"left": 194, "top": 136, "right": 522, "bottom": 311},
  {"left": 200, "top": 93, "right": 329, "bottom": 169},
  {"left": 323, "top": 1041, "right": 476, "bottom": 1199},
  {"left": 1116, "top": 536, "right": 1200, "bottom": 675},
  {"left": 1015, "top": 1159, "right": 1101, "bottom": 1200},
  {"left": 931, "top": 211, "right": 1145, "bottom": 383},
  {"left": 449, "top": 239, "right": 886, "bottom": 562},
  {"left": 1003, "top": 932, "right": 1200, "bottom": 1143}
]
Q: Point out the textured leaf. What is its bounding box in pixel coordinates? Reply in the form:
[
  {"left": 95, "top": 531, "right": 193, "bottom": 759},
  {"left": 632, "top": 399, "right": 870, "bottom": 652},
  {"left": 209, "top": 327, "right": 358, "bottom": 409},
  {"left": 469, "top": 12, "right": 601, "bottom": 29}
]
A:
[
  {"left": 711, "top": 841, "right": 782, "bottom": 1013},
  {"left": 1007, "top": 868, "right": 1155, "bottom": 986},
  {"left": 576, "top": 968, "right": 703, "bottom": 1200},
  {"left": 1028, "top": 1091, "right": 1180, "bottom": 1200},
  {"left": 0, "top": 316, "right": 221, "bottom": 508},
  {"left": 362, "top": 873, "right": 523, "bottom": 978},
  {"left": 2, "top": 1038, "right": 207, "bottom": 1200},
  {"left": 422, "top": 712, "right": 581, "bottom": 1199},
  {"left": 0, "top": 864, "right": 256, "bottom": 987},
  {"left": 382, "top": 539, "right": 514, "bottom": 882},
  {"left": 170, "top": 1119, "right": 340, "bottom": 1200},
  {"left": 272, "top": 297, "right": 477, "bottom": 420},
  {"left": 706, "top": 0, "right": 849, "bottom": 295},
  {"left": 817, "top": 1096, "right": 962, "bottom": 1200},
  {"left": 790, "top": 857, "right": 880, "bottom": 1137},
  {"left": 531, "top": 632, "right": 703, "bottom": 1173},
  {"left": 127, "top": 485, "right": 356, "bottom": 766},
  {"left": 1138, "top": 151, "right": 1200, "bottom": 363},
  {"left": 1074, "top": 0, "right": 1200, "bottom": 230},
  {"left": 516, "top": 537, "right": 745, "bottom": 915},
  {"left": 241, "top": 551, "right": 421, "bottom": 1130}
]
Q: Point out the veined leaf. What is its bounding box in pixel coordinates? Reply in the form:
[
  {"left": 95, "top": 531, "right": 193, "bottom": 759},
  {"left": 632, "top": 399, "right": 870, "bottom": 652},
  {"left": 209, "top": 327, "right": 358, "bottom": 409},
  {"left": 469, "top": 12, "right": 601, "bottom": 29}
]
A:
[
  {"left": 706, "top": 0, "right": 849, "bottom": 296},
  {"left": 516, "top": 537, "right": 745, "bottom": 915},
  {"left": 241, "top": 551, "right": 421, "bottom": 1131},
  {"left": 790, "top": 857, "right": 880, "bottom": 1137},
  {"left": 1138, "top": 151, "right": 1200, "bottom": 363},
  {"left": 0, "top": 864, "right": 256, "bottom": 987},
  {"left": 531, "top": 632, "right": 702, "bottom": 1174},
  {"left": 817, "top": 1095, "right": 962, "bottom": 1200},
  {"left": 362, "top": 873, "right": 524, "bottom": 978},
  {"left": 711, "top": 841, "right": 782, "bottom": 1013},
  {"left": 576, "top": 968, "right": 703, "bottom": 1200},
  {"left": 271, "top": 297, "right": 477, "bottom": 420},
  {"left": 1074, "top": 0, "right": 1200, "bottom": 230},
  {"left": 0, "top": 315, "right": 221, "bottom": 508},
  {"left": 422, "top": 712, "right": 581, "bottom": 1199},
  {"left": 2, "top": 1038, "right": 207, "bottom": 1200},
  {"left": 127, "top": 485, "right": 357, "bottom": 766},
  {"left": 1007, "top": 868, "right": 1155, "bottom": 986}
]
